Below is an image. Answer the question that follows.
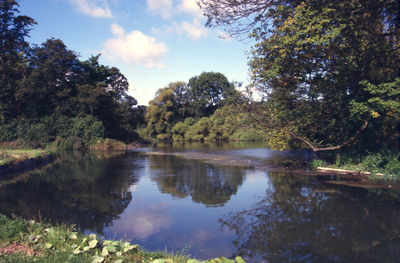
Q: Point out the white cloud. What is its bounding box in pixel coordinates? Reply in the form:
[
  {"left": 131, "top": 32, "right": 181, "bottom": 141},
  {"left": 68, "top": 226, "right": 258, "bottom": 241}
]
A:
[
  {"left": 103, "top": 24, "right": 167, "bottom": 69},
  {"left": 178, "top": 0, "right": 203, "bottom": 18},
  {"left": 69, "top": 0, "right": 113, "bottom": 18},
  {"left": 152, "top": 18, "right": 208, "bottom": 40},
  {"left": 172, "top": 18, "right": 208, "bottom": 40},
  {"left": 146, "top": 0, "right": 173, "bottom": 19},
  {"left": 146, "top": 0, "right": 204, "bottom": 19},
  {"left": 110, "top": 23, "right": 124, "bottom": 36}
]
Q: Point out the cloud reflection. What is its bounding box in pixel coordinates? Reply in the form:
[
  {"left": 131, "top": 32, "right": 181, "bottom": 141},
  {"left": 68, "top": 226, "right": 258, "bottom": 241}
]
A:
[{"left": 109, "top": 203, "right": 172, "bottom": 240}]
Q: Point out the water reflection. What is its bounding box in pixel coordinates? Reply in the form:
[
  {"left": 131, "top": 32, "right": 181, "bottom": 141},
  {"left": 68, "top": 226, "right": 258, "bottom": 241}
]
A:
[
  {"left": 149, "top": 155, "right": 244, "bottom": 206},
  {"left": 219, "top": 172, "right": 400, "bottom": 262},
  {"left": 1, "top": 145, "right": 399, "bottom": 262},
  {"left": 109, "top": 203, "right": 172, "bottom": 240},
  {"left": 0, "top": 152, "right": 139, "bottom": 232}
]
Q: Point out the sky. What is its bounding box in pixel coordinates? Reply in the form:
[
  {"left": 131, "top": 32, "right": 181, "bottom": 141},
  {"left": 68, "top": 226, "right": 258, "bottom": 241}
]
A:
[{"left": 18, "top": 0, "right": 253, "bottom": 105}]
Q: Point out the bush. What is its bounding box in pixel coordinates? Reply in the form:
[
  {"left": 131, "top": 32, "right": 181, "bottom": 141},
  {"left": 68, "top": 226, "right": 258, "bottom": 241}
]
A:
[
  {"left": 361, "top": 153, "right": 385, "bottom": 174},
  {"left": 0, "top": 115, "right": 105, "bottom": 149},
  {"left": 71, "top": 115, "right": 105, "bottom": 144},
  {"left": 157, "top": 133, "right": 171, "bottom": 141},
  {"left": 56, "top": 137, "right": 86, "bottom": 151},
  {"left": 384, "top": 157, "right": 400, "bottom": 180},
  {"left": 0, "top": 122, "right": 17, "bottom": 141},
  {"left": 311, "top": 159, "right": 327, "bottom": 169}
]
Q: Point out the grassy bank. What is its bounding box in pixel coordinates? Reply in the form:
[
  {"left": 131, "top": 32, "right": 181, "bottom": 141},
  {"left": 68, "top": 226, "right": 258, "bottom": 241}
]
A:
[
  {"left": 0, "top": 215, "right": 245, "bottom": 263},
  {"left": 0, "top": 149, "right": 50, "bottom": 167},
  {"left": 0, "top": 138, "right": 137, "bottom": 167},
  {"left": 312, "top": 152, "right": 400, "bottom": 181}
]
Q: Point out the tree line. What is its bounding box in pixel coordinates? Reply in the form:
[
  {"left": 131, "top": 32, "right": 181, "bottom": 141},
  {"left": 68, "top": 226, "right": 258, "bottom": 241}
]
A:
[
  {"left": 196, "top": 0, "right": 400, "bottom": 168},
  {"left": 0, "top": 0, "right": 144, "bottom": 148},
  {"left": 1, "top": 0, "right": 399, "bottom": 174}
]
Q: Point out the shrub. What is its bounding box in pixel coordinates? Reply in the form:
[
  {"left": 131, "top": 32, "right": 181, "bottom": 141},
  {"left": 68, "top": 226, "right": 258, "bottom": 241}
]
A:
[
  {"left": 311, "top": 159, "right": 327, "bottom": 169},
  {"left": 384, "top": 157, "right": 400, "bottom": 180},
  {"left": 156, "top": 133, "right": 171, "bottom": 141},
  {"left": 71, "top": 115, "right": 105, "bottom": 143}
]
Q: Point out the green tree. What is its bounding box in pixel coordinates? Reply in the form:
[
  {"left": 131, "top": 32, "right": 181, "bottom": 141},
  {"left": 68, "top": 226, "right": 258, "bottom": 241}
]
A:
[
  {"left": 78, "top": 55, "right": 139, "bottom": 141},
  {"left": 0, "top": 0, "right": 36, "bottom": 122},
  {"left": 200, "top": 0, "right": 400, "bottom": 153},
  {"left": 16, "top": 38, "right": 81, "bottom": 118},
  {"left": 145, "top": 82, "right": 189, "bottom": 140},
  {"left": 188, "top": 72, "right": 236, "bottom": 118}
]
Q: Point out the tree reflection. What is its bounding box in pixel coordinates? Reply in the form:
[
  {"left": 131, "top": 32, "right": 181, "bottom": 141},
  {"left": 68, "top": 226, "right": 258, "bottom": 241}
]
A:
[
  {"left": 0, "top": 152, "right": 140, "bottom": 233},
  {"left": 149, "top": 155, "right": 244, "bottom": 206},
  {"left": 220, "top": 172, "right": 400, "bottom": 262}
]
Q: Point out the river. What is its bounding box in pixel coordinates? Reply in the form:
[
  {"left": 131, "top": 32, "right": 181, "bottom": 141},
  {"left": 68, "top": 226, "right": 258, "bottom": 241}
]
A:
[{"left": 0, "top": 142, "right": 399, "bottom": 262}]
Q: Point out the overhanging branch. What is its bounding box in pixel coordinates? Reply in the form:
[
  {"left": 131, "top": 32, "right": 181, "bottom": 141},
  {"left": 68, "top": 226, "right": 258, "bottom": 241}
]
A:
[{"left": 288, "top": 120, "right": 369, "bottom": 152}]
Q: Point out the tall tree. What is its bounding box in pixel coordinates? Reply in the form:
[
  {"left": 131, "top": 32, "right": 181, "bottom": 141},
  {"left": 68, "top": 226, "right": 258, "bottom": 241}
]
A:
[
  {"left": 0, "top": 0, "right": 36, "bottom": 122},
  {"left": 199, "top": 0, "right": 400, "bottom": 152},
  {"left": 78, "top": 55, "right": 138, "bottom": 140},
  {"left": 145, "top": 81, "right": 189, "bottom": 139},
  {"left": 188, "top": 72, "right": 236, "bottom": 118},
  {"left": 16, "top": 38, "right": 81, "bottom": 118}
]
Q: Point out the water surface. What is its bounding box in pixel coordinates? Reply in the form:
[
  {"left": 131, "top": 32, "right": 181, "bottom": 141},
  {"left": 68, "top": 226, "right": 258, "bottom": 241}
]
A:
[{"left": 0, "top": 143, "right": 399, "bottom": 262}]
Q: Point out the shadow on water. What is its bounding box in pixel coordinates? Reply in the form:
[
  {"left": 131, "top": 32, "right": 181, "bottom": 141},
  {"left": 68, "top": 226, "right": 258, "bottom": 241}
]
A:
[
  {"left": 219, "top": 172, "right": 400, "bottom": 263},
  {"left": 0, "top": 151, "right": 141, "bottom": 233}
]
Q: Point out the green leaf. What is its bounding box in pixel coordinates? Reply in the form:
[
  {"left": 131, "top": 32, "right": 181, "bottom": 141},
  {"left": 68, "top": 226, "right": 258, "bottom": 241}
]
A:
[
  {"left": 101, "top": 247, "right": 109, "bottom": 257},
  {"left": 106, "top": 245, "right": 116, "bottom": 253},
  {"left": 44, "top": 243, "right": 52, "bottom": 249},
  {"left": 123, "top": 244, "right": 138, "bottom": 252},
  {"left": 92, "top": 256, "right": 105, "bottom": 263},
  {"left": 114, "top": 260, "right": 123, "bottom": 263},
  {"left": 235, "top": 256, "right": 245, "bottom": 263},
  {"left": 89, "top": 239, "right": 98, "bottom": 248}
]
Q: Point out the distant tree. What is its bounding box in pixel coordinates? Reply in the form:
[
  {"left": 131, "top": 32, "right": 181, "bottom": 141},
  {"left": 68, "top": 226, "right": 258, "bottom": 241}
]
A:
[
  {"left": 145, "top": 82, "right": 189, "bottom": 139},
  {"left": 187, "top": 72, "right": 236, "bottom": 118},
  {"left": 0, "top": 0, "right": 36, "bottom": 122}
]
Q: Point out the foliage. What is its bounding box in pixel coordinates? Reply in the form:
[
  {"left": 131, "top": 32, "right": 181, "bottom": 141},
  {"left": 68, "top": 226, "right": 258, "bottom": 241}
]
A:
[
  {"left": 199, "top": 0, "right": 400, "bottom": 156},
  {"left": 0, "top": 114, "right": 105, "bottom": 149},
  {"left": 145, "top": 82, "right": 190, "bottom": 140},
  {"left": 0, "top": 214, "right": 245, "bottom": 263},
  {"left": 144, "top": 73, "right": 242, "bottom": 141},
  {"left": 0, "top": 0, "right": 36, "bottom": 122},
  {"left": 90, "top": 138, "right": 127, "bottom": 151},
  {"left": 170, "top": 104, "right": 270, "bottom": 142},
  {"left": 188, "top": 72, "right": 237, "bottom": 118},
  {"left": 311, "top": 159, "right": 327, "bottom": 169},
  {"left": 0, "top": 2, "right": 142, "bottom": 145}
]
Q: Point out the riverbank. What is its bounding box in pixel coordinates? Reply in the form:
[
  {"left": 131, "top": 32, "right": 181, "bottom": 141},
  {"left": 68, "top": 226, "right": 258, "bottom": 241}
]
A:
[
  {"left": 0, "top": 139, "right": 148, "bottom": 175},
  {"left": 0, "top": 149, "right": 53, "bottom": 175},
  {"left": 0, "top": 215, "right": 244, "bottom": 263}
]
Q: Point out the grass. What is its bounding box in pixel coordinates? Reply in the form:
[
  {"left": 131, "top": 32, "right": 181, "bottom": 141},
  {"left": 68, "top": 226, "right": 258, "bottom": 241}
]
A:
[
  {"left": 0, "top": 214, "right": 245, "bottom": 263},
  {"left": 312, "top": 152, "right": 400, "bottom": 181},
  {"left": 0, "top": 149, "right": 49, "bottom": 166}
]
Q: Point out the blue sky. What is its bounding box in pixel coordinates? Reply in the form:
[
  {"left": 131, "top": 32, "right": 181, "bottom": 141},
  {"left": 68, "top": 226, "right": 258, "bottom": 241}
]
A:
[{"left": 19, "top": 0, "right": 252, "bottom": 105}]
